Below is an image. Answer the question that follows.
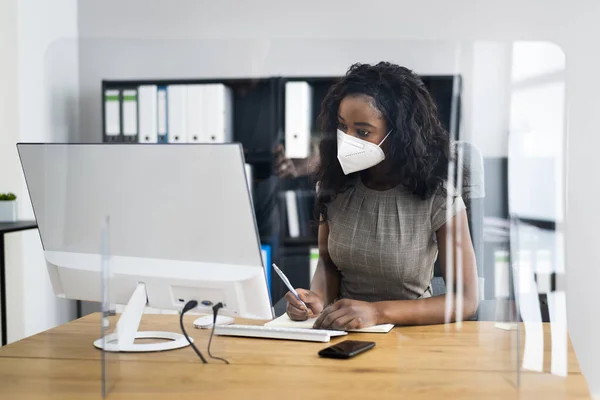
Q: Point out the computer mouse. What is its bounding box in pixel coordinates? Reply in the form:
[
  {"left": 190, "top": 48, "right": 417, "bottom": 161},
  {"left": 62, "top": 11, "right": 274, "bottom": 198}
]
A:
[{"left": 193, "top": 315, "right": 234, "bottom": 329}]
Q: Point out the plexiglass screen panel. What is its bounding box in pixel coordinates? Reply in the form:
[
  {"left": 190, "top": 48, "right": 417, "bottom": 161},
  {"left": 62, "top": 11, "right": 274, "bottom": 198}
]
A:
[{"left": 35, "top": 37, "right": 574, "bottom": 397}]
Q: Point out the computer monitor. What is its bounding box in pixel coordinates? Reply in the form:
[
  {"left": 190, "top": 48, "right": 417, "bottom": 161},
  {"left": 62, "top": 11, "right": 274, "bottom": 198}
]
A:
[{"left": 17, "top": 143, "right": 273, "bottom": 352}]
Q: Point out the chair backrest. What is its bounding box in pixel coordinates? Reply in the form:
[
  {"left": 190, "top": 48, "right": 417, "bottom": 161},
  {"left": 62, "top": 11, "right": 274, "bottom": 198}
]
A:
[{"left": 432, "top": 141, "right": 485, "bottom": 299}]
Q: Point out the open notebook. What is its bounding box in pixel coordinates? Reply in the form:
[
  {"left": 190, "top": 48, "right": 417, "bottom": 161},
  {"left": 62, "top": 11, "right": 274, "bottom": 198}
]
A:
[{"left": 265, "top": 314, "right": 394, "bottom": 333}]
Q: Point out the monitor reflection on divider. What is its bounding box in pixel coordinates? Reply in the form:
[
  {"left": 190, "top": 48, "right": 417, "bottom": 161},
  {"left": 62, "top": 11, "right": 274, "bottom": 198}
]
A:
[{"left": 17, "top": 143, "right": 273, "bottom": 322}]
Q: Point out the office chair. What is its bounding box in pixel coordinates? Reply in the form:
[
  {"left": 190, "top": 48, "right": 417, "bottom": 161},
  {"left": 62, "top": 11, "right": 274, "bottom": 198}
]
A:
[{"left": 431, "top": 141, "right": 485, "bottom": 300}]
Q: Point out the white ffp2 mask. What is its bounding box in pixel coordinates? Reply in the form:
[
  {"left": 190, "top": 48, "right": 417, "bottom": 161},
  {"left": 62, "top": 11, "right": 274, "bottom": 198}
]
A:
[{"left": 336, "top": 129, "right": 392, "bottom": 175}]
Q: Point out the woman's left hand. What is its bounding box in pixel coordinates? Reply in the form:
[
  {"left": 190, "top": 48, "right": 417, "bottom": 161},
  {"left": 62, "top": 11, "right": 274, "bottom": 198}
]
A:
[{"left": 313, "top": 299, "right": 379, "bottom": 330}]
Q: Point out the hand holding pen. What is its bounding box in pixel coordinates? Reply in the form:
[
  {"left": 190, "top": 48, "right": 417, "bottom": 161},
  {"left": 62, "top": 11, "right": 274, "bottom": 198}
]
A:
[{"left": 272, "top": 263, "right": 325, "bottom": 321}]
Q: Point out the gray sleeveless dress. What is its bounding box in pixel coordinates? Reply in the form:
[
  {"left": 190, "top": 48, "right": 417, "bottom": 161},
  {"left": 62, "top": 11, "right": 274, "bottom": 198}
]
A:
[{"left": 326, "top": 177, "right": 465, "bottom": 302}]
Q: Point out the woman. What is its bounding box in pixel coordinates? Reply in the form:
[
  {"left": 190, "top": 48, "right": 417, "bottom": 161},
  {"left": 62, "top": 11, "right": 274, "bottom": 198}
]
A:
[{"left": 285, "top": 62, "right": 478, "bottom": 329}]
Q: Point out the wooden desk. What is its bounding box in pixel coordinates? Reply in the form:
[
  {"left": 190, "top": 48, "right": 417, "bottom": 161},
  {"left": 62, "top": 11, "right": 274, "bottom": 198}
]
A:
[{"left": 0, "top": 314, "right": 590, "bottom": 399}]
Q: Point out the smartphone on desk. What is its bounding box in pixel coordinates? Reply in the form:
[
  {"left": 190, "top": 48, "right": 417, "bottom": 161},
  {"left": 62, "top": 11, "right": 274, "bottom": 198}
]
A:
[{"left": 318, "top": 340, "right": 375, "bottom": 359}]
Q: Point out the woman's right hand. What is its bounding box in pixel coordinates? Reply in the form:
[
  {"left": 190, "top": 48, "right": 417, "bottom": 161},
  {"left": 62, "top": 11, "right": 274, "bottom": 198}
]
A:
[{"left": 285, "top": 289, "right": 325, "bottom": 321}]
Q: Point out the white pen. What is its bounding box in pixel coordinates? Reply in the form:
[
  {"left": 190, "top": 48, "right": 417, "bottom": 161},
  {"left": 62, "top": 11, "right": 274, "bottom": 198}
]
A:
[{"left": 272, "top": 263, "right": 309, "bottom": 312}]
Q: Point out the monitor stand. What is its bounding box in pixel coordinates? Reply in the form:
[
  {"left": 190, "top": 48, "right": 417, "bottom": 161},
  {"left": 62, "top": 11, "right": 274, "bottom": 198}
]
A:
[{"left": 93, "top": 283, "right": 191, "bottom": 352}]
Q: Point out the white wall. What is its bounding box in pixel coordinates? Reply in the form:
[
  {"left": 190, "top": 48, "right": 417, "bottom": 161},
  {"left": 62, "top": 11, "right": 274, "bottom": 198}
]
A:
[
  {"left": 0, "top": 0, "right": 23, "bottom": 347},
  {"left": 469, "top": 42, "right": 512, "bottom": 157},
  {"left": 0, "top": 2, "right": 20, "bottom": 192},
  {"left": 0, "top": 0, "right": 79, "bottom": 344},
  {"left": 76, "top": 1, "right": 600, "bottom": 397}
]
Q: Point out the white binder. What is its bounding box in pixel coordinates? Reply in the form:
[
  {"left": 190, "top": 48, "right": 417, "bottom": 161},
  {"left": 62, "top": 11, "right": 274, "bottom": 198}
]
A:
[
  {"left": 201, "top": 84, "right": 233, "bottom": 143},
  {"left": 285, "top": 81, "right": 312, "bottom": 159},
  {"left": 122, "top": 89, "right": 138, "bottom": 141},
  {"left": 138, "top": 85, "right": 158, "bottom": 143},
  {"left": 285, "top": 190, "right": 300, "bottom": 238},
  {"left": 167, "top": 85, "right": 187, "bottom": 143},
  {"left": 157, "top": 86, "right": 168, "bottom": 143},
  {"left": 186, "top": 85, "right": 203, "bottom": 143},
  {"left": 104, "top": 89, "right": 121, "bottom": 138}
]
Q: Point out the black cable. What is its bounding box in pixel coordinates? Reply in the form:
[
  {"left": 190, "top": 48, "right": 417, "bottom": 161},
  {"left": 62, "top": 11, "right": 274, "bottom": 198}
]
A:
[
  {"left": 207, "top": 302, "right": 230, "bottom": 364},
  {"left": 180, "top": 300, "right": 207, "bottom": 364}
]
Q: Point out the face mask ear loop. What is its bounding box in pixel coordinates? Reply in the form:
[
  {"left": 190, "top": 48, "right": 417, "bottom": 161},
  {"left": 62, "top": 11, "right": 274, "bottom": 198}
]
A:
[{"left": 378, "top": 129, "right": 393, "bottom": 147}]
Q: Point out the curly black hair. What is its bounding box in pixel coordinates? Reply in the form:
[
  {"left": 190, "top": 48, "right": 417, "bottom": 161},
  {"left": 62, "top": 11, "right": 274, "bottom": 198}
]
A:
[{"left": 314, "top": 62, "right": 455, "bottom": 222}]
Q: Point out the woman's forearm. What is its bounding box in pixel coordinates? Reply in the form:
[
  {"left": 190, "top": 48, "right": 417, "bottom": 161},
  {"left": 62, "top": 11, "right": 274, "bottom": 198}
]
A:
[{"left": 374, "top": 293, "right": 479, "bottom": 326}]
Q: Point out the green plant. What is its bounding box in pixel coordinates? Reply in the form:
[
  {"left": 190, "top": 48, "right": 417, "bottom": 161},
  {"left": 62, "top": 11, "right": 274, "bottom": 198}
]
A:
[{"left": 0, "top": 193, "right": 17, "bottom": 201}]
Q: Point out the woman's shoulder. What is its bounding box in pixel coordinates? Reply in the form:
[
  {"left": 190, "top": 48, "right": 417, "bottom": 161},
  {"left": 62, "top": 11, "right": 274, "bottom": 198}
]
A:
[{"left": 429, "top": 181, "right": 466, "bottom": 231}]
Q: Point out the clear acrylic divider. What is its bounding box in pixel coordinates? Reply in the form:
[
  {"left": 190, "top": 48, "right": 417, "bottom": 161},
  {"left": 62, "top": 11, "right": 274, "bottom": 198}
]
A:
[
  {"left": 507, "top": 40, "right": 571, "bottom": 396},
  {"left": 100, "top": 215, "right": 119, "bottom": 398},
  {"left": 38, "top": 36, "right": 574, "bottom": 396}
]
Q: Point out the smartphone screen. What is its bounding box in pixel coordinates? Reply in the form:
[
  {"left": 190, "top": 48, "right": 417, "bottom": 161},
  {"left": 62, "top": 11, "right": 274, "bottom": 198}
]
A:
[{"left": 318, "top": 340, "right": 376, "bottom": 359}]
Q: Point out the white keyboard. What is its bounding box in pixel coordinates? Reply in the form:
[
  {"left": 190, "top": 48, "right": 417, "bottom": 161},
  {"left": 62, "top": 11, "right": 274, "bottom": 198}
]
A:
[{"left": 214, "top": 324, "right": 348, "bottom": 342}]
